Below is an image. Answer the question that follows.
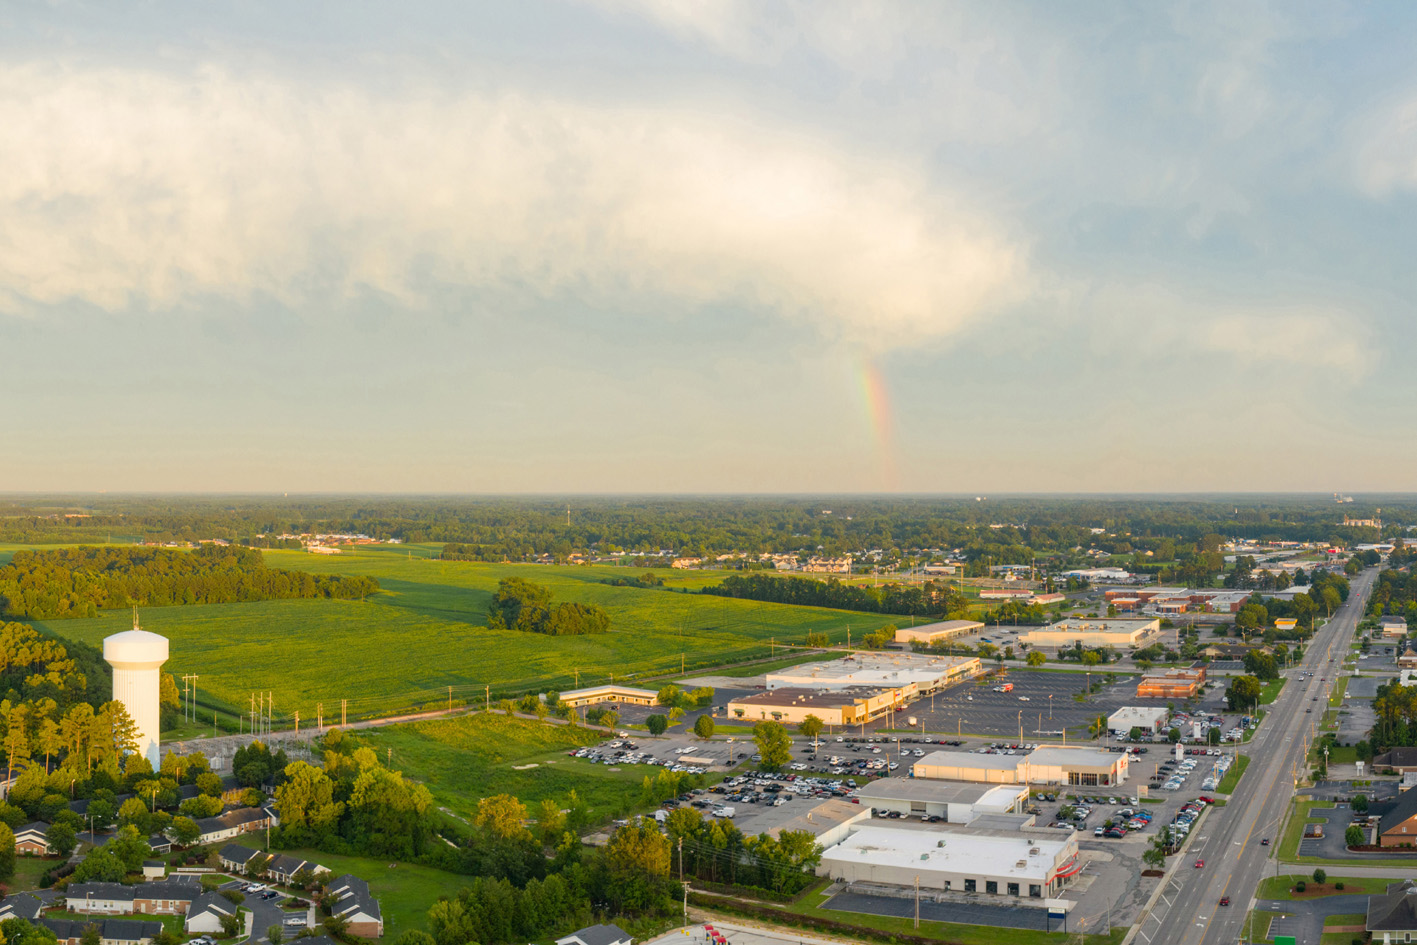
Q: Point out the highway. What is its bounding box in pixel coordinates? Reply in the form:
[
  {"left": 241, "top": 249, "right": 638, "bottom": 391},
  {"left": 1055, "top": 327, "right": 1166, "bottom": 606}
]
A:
[{"left": 1134, "top": 567, "right": 1378, "bottom": 945}]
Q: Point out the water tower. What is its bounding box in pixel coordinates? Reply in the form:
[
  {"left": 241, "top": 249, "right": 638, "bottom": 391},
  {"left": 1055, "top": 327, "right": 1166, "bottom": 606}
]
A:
[{"left": 103, "top": 614, "right": 169, "bottom": 769}]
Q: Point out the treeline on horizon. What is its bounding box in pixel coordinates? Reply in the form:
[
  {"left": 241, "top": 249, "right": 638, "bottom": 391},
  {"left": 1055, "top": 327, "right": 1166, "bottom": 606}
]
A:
[
  {"left": 0, "top": 494, "right": 1407, "bottom": 563},
  {"left": 0, "top": 545, "right": 379, "bottom": 620},
  {"left": 703, "top": 573, "right": 967, "bottom": 617}
]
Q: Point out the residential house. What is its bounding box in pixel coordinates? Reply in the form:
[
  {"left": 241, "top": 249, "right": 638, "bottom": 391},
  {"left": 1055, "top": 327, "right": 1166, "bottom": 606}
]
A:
[
  {"left": 1368, "top": 880, "right": 1417, "bottom": 943},
  {"left": 218, "top": 843, "right": 261, "bottom": 873},
  {"left": 1375, "top": 750, "right": 1417, "bottom": 776},
  {"left": 14, "top": 822, "right": 51, "bottom": 855},
  {"left": 554, "top": 925, "right": 633, "bottom": 945},
  {"left": 66, "top": 879, "right": 203, "bottom": 916},
  {"left": 0, "top": 893, "right": 45, "bottom": 921},
  {"left": 193, "top": 806, "right": 273, "bottom": 845},
  {"left": 41, "top": 918, "right": 164, "bottom": 945},
  {"left": 328, "top": 874, "right": 383, "bottom": 937},
  {"left": 182, "top": 893, "right": 238, "bottom": 935}
]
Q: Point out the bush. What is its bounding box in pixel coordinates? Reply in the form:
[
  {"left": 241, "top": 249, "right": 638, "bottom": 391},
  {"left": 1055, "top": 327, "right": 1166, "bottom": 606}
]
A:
[
  {"left": 1296, "top": 881, "right": 1307, "bottom": 892},
  {"left": 1313, "top": 869, "right": 1327, "bottom": 884},
  {"left": 1336, "top": 882, "right": 1345, "bottom": 890}
]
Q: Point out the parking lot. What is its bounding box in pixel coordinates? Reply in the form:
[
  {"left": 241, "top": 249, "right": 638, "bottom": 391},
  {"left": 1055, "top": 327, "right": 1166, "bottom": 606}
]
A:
[{"left": 896, "top": 669, "right": 1230, "bottom": 740}]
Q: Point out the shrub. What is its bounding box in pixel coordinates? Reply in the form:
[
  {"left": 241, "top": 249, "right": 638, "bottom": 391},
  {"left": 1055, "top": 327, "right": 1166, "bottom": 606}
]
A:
[
  {"left": 1296, "top": 881, "right": 1307, "bottom": 892},
  {"left": 1336, "top": 882, "right": 1345, "bottom": 890},
  {"left": 1313, "top": 869, "right": 1327, "bottom": 884}
]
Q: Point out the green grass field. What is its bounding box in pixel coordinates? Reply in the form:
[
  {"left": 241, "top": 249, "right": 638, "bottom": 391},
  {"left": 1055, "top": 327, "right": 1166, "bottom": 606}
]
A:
[
  {"left": 20, "top": 544, "right": 902, "bottom": 723},
  {"left": 1258, "top": 875, "right": 1400, "bottom": 899},
  {"left": 351, "top": 712, "right": 678, "bottom": 826},
  {"left": 1217, "top": 754, "right": 1250, "bottom": 794},
  {"left": 1260, "top": 679, "right": 1287, "bottom": 704}
]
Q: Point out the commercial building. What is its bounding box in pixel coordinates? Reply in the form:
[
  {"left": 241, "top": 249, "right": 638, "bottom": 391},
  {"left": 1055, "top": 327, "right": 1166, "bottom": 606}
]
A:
[
  {"left": 979, "top": 587, "right": 1033, "bottom": 600},
  {"left": 1379, "top": 787, "right": 1417, "bottom": 847},
  {"left": 557, "top": 684, "right": 658, "bottom": 708},
  {"left": 854, "top": 779, "right": 1028, "bottom": 823},
  {"left": 767, "top": 798, "right": 872, "bottom": 848},
  {"left": 1400, "top": 649, "right": 1417, "bottom": 670},
  {"left": 1031, "top": 593, "right": 1066, "bottom": 605},
  {"left": 1274, "top": 618, "right": 1298, "bottom": 631},
  {"left": 1107, "top": 706, "right": 1170, "bottom": 735},
  {"left": 818, "top": 823, "right": 1081, "bottom": 899},
  {"left": 913, "top": 747, "right": 1129, "bottom": 787},
  {"left": 1373, "top": 750, "right": 1417, "bottom": 776},
  {"left": 1020, "top": 618, "right": 1160, "bottom": 649},
  {"left": 1381, "top": 617, "right": 1410, "bottom": 640},
  {"left": 1136, "top": 665, "right": 1206, "bottom": 699},
  {"left": 765, "top": 654, "right": 980, "bottom": 694},
  {"left": 726, "top": 687, "right": 904, "bottom": 726},
  {"left": 893, "top": 620, "right": 985, "bottom": 646}
]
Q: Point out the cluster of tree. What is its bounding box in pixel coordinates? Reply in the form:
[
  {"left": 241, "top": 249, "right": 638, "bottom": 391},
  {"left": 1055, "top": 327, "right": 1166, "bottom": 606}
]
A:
[
  {"left": 655, "top": 685, "right": 714, "bottom": 710},
  {"left": 1369, "top": 569, "right": 1417, "bottom": 620},
  {"left": 704, "top": 574, "right": 966, "bottom": 617},
  {"left": 1259, "top": 572, "right": 1350, "bottom": 634},
  {"left": 0, "top": 622, "right": 121, "bottom": 769},
  {"left": 1371, "top": 681, "right": 1417, "bottom": 748},
  {"left": 232, "top": 740, "right": 291, "bottom": 789},
  {"left": 1223, "top": 557, "right": 1294, "bottom": 591},
  {"left": 271, "top": 730, "right": 435, "bottom": 861},
  {"left": 983, "top": 601, "right": 1051, "bottom": 625},
  {"left": 662, "top": 805, "right": 822, "bottom": 893},
  {"left": 598, "top": 573, "right": 664, "bottom": 588},
  {"left": 1243, "top": 650, "right": 1280, "bottom": 680},
  {"left": 1225, "top": 675, "right": 1264, "bottom": 712},
  {"left": 0, "top": 546, "right": 378, "bottom": 619},
  {"left": 486, "top": 579, "right": 610, "bottom": 636},
  {"left": 1054, "top": 641, "right": 1121, "bottom": 665}
]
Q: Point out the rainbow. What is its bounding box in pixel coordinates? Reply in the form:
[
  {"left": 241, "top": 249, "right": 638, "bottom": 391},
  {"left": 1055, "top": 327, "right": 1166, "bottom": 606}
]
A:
[{"left": 856, "top": 356, "right": 899, "bottom": 490}]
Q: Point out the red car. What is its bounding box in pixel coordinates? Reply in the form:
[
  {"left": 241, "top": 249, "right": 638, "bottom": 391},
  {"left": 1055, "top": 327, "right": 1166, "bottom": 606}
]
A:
[
  {"left": 1220, "top": 896, "right": 1230, "bottom": 906},
  {"left": 1195, "top": 859, "right": 1205, "bottom": 868}
]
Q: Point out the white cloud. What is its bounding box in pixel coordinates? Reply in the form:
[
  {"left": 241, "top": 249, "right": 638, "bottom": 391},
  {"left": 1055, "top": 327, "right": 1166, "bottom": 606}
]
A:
[
  {"left": 0, "top": 62, "right": 1026, "bottom": 348},
  {"left": 1353, "top": 92, "right": 1417, "bottom": 195},
  {"left": 1196, "top": 310, "right": 1372, "bottom": 373}
]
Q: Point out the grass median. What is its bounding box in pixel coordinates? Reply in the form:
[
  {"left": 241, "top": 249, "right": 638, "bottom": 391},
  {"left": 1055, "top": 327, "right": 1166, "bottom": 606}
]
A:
[{"left": 1217, "top": 754, "right": 1250, "bottom": 794}]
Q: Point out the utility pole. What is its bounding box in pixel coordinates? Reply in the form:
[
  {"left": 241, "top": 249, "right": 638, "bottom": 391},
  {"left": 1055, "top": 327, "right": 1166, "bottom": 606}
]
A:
[
  {"left": 448, "top": 686, "right": 453, "bottom": 712},
  {"left": 341, "top": 699, "right": 347, "bottom": 727},
  {"left": 294, "top": 711, "right": 299, "bottom": 736},
  {"left": 317, "top": 703, "right": 323, "bottom": 733},
  {"left": 914, "top": 875, "right": 920, "bottom": 929},
  {"left": 486, "top": 685, "right": 490, "bottom": 711}
]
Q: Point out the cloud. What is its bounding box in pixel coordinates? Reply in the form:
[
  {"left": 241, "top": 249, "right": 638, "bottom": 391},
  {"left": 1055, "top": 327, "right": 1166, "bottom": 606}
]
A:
[
  {"left": 0, "top": 61, "right": 1026, "bottom": 348},
  {"left": 1353, "top": 92, "right": 1417, "bottom": 195},
  {"left": 1196, "top": 310, "right": 1372, "bottom": 373}
]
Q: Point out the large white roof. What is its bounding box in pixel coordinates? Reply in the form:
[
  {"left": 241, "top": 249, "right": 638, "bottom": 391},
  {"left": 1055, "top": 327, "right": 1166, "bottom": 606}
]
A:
[
  {"left": 822, "top": 825, "right": 1070, "bottom": 882},
  {"left": 103, "top": 629, "right": 169, "bottom": 665},
  {"left": 915, "top": 751, "right": 1021, "bottom": 772}
]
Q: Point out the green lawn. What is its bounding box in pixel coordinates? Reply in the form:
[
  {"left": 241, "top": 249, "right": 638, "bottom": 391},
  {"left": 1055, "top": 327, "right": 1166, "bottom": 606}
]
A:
[
  {"left": 6, "top": 854, "right": 55, "bottom": 893},
  {"left": 1329, "top": 677, "right": 1349, "bottom": 707},
  {"left": 1258, "top": 875, "right": 1402, "bottom": 899},
  {"left": 1260, "top": 679, "right": 1287, "bottom": 704},
  {"left": 1217, "top": 754, "right": 1250, "bottom": 794},
  {"left": 1279, "top": 798, "right": 1324, "bottom": 861},
  {"left": 26, "top": 545, "right": 903, "bottom": 723},
  {"left": 248, "top": 842, "right": 477, "bottom": 939},
  {"left": 352, "top": 712, "right": 687, "bottom": 826}
]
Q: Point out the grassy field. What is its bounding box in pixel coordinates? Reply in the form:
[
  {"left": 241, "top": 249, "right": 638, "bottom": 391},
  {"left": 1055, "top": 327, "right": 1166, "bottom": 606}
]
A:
[
  {"left": 1258, "top": 875, "right": 1400, "bottom": 899},
  {"left": 1217, "top": 754, "right": 1250, "bottom": 794},
  {"left": 6, "top": 854, "right": 53, "bottom": 894},
  {"left": 22, "top": 544, "right": 902, "bottom": 722},
  {"left": 351, "top": 712, "right": 678, "bottom": 826},
  {"left": 1260, "top": 679, "right": 1287, "bottom": 704}
]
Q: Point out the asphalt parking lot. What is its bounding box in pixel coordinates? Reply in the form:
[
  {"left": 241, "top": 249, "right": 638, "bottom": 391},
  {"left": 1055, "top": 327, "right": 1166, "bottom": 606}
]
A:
[
  {"left": 900, "top": 669, "right": 1229, "bottom": 740},
  {"left": 823, "top": 890, "right": 1059, "bottom": 932}
]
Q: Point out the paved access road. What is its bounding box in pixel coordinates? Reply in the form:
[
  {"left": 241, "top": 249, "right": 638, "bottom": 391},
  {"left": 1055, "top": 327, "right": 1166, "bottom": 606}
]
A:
[{"left": 1133, "top": 567, "right": 1377, "bottom": 945}]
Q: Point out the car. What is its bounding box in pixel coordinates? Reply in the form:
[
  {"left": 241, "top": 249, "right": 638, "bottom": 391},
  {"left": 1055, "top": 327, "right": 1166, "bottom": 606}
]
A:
[
  {"left": 1219, "top": 896, "right": 1230, "bottom": 906},
  {"left": 1261, "top": 838, "right": 1270, "bottom": 845},
  {"left": 1194, "top": 859, "right": 1204, "bottom": 868}
]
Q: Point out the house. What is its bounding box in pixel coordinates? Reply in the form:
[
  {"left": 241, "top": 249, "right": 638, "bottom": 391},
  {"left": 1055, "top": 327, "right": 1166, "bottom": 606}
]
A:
[
  {"left": 147, "top": 835, "right": 172, "bottom": 855},
  {"left": 1374, "top": 749, "right": 1417, "bottom": 776},
  {"left": 1377, "top": 787, "right": 1417, "bottom": 846},
  {"left": 554, "top": 924, "right": 633, "bottom": 945},
  {"left": 182, "top": 893, "right": 237, "bottom": 934},
  {"left": 1401, "top": 648, "right": 1417, "bottom": 670},
  {"left": 41, "top": 918, "right": 164, "bottom": 945},
  {"left": 266, "top": 853, "right": 325, "bottom": 885},
  {"left": 328, "top": 874, "right": 384, "bottom": 937},
  {"left": 193, "top": 806, "right": 272, "bottom": 844},
  {"left": 1367, "top": 880, "right": 1417, "bottom": 942},
  {"left": 142, "top": 861, "right": 165, "bottom": 882},
  {"left": 0, "top": 893, "right": 45, "bottom": 921},
  {"left": 219, "top": 843, "right": 261, "bottom": 873},
  {"left": 67, "top": 879, "right": 202, "bottom": 916},
  {"left": 14, "top": 822, "right": 51, "bottom": 855}
]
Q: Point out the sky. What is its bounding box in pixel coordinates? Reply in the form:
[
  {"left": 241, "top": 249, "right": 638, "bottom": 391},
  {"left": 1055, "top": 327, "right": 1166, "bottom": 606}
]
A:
[{"left": 4, "top": 1, "right": 1417, "bottom": 494}]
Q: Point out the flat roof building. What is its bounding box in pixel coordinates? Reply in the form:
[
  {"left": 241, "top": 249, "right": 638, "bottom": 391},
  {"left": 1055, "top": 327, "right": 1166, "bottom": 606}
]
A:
[
  {"left": 1020, "top": 618, "right": 1159, "bottom": 649},
  {"left": 1381, "top": 617, "right": 1409, "bottom": 640},
  {"left": 558, "top": 685, "right": 658, "bottom": 708},
  {"left": 767, "top": 798, "right": 871, "bottom": 848},
  {"left": 894, "top": 620, "right": 985, "bottom": 646},
  {"left": 1107, "top": 706, "right": 1170, "bottom": 735},
  {"left": 913, "top": 747, "right": 1129, "bottom": 787},
  {"left": 726, "top": 687, "right": 904, "bottom": 727},
  {"left": 854, "top": 779, "right": 1028, "bottom": 823},
  {"left": 765, "top": 654, "right": 980, "bottom": 693},
  {"left": 1136, "top": 664, "right": 1206, "bottom": 699},
  {"left": 819, "top": 823, "right": 1081, "bottom": 899}
]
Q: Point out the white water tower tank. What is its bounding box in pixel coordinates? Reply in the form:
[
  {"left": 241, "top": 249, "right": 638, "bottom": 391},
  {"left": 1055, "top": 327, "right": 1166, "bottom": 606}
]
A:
[{"left": 104, "top": 618, "right": 169, "bottom": 769}]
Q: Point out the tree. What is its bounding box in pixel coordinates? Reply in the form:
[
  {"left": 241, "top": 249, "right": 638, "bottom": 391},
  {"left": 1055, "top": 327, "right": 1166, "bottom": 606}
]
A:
[
  {"left": 46, "top": 821, "right": 77, "bottom": 858},
  {"left": 1142, "top": 836, "right": 1167, "bottom": 870},
  {"left": 1352, "top": 793, "right": 1369, "bottom": 814},
  {"left": 0, "top": 823, "right": 14, "bottom": 880},
  {"left": 798, "top": 715, "right": 824, "bottom": 742},
  {"left": 1243, "top": 650, "right": 1279, "bottom": 680},
  {"left": 168, "top": 816, "right": 200, "bottom": 847},
  {"left": 80, "top": 924, "right": 101, "bottom": 945},
  {"left": 474, "top": 794, "right": 530, "bottom": 842},
  {"left": 219, "top": 914, "right": 241, "bottom": 937},
  {"left": 1346, "top": 825, "right": 1365, "bottom": 847},
  {"left": 1207, "top": 727, "right": 1221, "bottom": 746},
  {"left": 753, "top": 720, "right": 792, "bottom": 771},
  {"left": 117, "top": 797, "right": 150, "bottom": 831},
  {"left": 645, "top": 714, "right": 669, "bottom": 736},
  {"left": 267, "top": 927, "right": 284, "bottom": 945},
  {"left": 1167, "top": 728, "right": 1181, "bottom": 743},
  {"left": 604, "top": 820, "right": 671, "bottom": 913},
  {"left": 1313, "top": 868, "right": 1327, "bottom": 884},
  {"left": 1128, "top": 727, "right": 1145, "bottom": 742},
  {"left": 1026, "top": 651, "right": 1046, "bottom": 667},
  {"left": 693, "top": 715, "right": 715, "bottom": 739},
  {"left": 536, "top": 798, "right": 565, "bottom": 845},
  {"left": 656, "top": 686, "right": 684, "bottom": 708},
  {"left": 1225, "top": 675, "right": 1263, "bottom": 712}
]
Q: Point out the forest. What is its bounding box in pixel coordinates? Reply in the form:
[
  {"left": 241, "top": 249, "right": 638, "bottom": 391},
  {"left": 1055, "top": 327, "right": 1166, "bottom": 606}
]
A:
[
  {"left": 0, "top": 545, "right": 379, "bottom": 619},
  {"left": 703, "top": 573, "right": 967, "bottom": 617},
  {"left": 486, "top": 579, "right": 611, "bottom": 635}
]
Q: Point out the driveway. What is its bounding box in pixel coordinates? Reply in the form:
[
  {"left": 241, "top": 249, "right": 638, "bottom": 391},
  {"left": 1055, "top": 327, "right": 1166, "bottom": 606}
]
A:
[{"left": 219, "top": 880, "right": 311, "bottom": 943}]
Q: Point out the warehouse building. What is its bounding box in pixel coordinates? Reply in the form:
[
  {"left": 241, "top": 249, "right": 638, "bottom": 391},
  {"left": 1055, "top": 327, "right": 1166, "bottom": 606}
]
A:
[
  {"left": 725, "top": 687, "right": 904, "bottom": 726},
  {"left": 854, "top": 779, "right": 1028, "bottom": 823},
  {"left": 765, "top": 654, "right": 980, "bottom": 693},
  {"left": 818, "top": 823, "right": 1081, "bottom": 899},
  {"left": 1107, "top": 706, "right": 1170, "bottom": 736},
  {"left": 1021, "top": 618, "right": 1159, "bottom": 648},
  {"left": 913, "top": 747, "right": 1130, "bottom": 787},
  {"left": 558, "top": 684, "right": 658, "bottom": 708},
  {"left": 767, "top": 798, "right": 872, "bottom": 848},
  {"left": 893, "top": 620, "right": 985, "bottom": 646}
]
